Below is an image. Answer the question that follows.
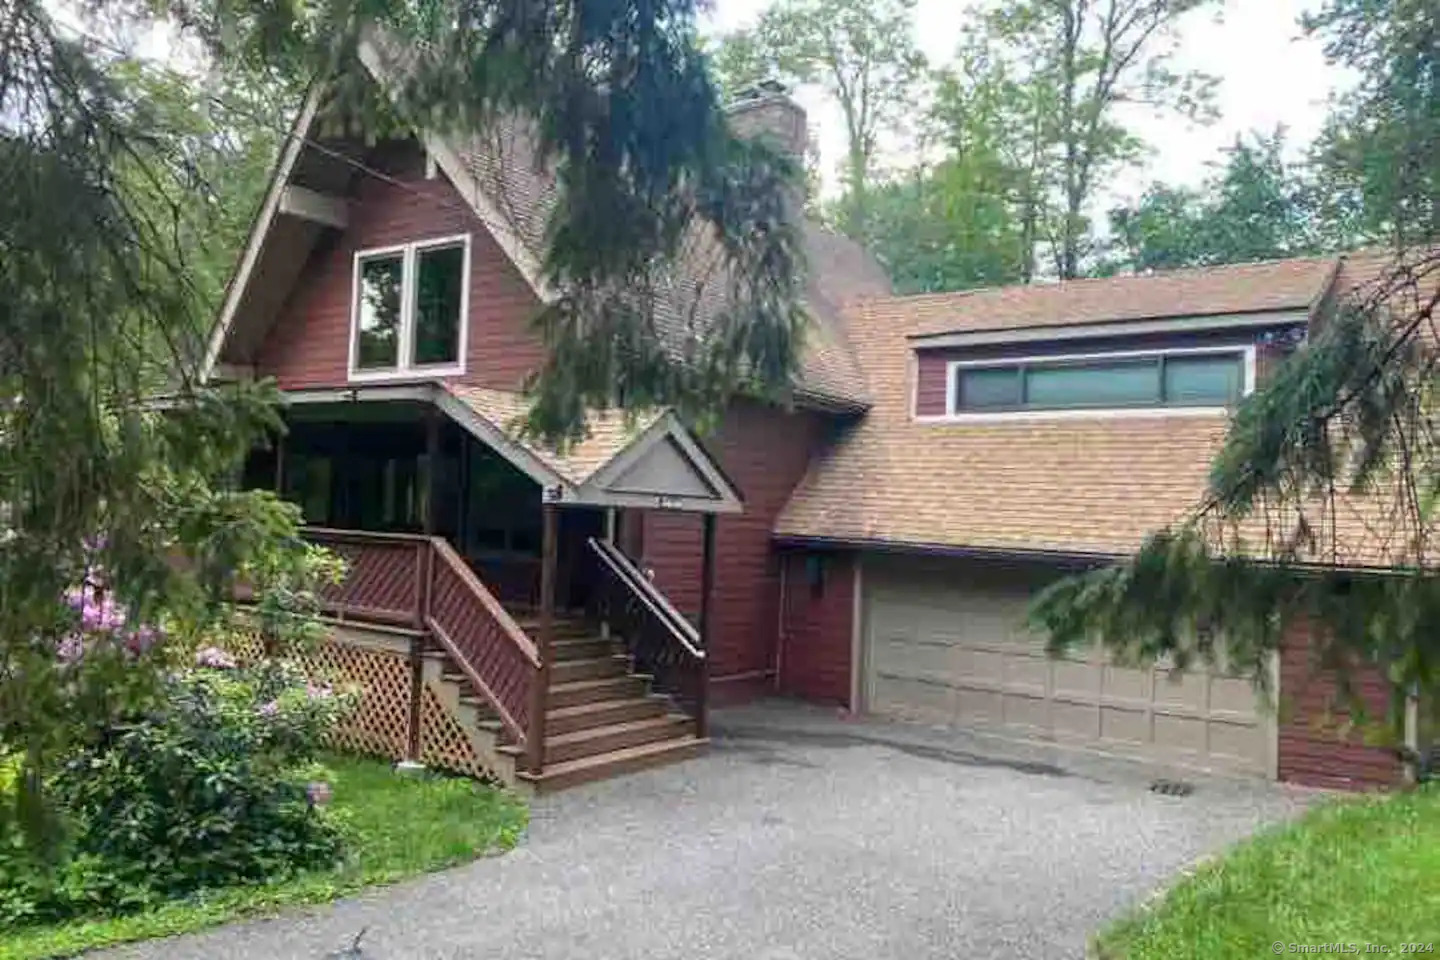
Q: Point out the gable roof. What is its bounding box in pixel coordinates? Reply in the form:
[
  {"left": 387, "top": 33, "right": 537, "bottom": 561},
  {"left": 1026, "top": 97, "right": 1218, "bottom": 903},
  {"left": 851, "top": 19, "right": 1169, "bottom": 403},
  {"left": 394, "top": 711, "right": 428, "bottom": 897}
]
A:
[
  {"left": 203, "top": 33, "right": 886, "bottom": 410},
  {"left": 902, "top": 256, "right": 1339, "bottom": 341},
  {"left": 775, "top": 253, "right": 1418, "bottom": 563}
]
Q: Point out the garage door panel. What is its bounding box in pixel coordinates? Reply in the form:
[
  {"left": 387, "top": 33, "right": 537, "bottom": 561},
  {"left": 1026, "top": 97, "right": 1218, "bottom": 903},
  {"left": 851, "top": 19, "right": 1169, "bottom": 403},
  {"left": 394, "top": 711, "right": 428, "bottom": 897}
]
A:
[
  {"left": 1100, "top": 705, "right": 1150, "bottom": 746},
  {"left": 873, "top": 673, "right": 953, "bottom": 722},
  {"left": 1101, "top": 665, "right": 1150, "bottom": 704},
  {"left": 864, "top": 556, "right": 1270, "bottom": 777}
]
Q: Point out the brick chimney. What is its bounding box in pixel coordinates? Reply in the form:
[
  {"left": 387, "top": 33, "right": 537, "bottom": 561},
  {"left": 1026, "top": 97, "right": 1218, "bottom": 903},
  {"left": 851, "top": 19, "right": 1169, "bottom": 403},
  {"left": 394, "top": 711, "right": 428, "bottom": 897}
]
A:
[{"left": 725, "top": 79, "right": 807, "bottom": 161}]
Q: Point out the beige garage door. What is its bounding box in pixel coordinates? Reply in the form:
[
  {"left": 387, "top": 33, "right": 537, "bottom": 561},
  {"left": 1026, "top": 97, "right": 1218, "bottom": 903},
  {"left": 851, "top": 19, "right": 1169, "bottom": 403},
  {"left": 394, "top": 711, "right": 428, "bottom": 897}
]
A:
[{"left": 863, "top": 556, "right": 1272, "bottom": 777}]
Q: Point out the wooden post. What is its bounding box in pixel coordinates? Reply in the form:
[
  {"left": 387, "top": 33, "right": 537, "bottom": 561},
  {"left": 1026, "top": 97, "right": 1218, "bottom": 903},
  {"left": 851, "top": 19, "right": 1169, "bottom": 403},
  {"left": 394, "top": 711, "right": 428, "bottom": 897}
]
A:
[
  {"left": 697, "top": 512, "right": 716, "bottom": 740},
  {"left": 273, "top": 431, "right": 287, "bottom": 494},
  {"left": 407, "top": 539, "right": 431, "bottom": 765},
  {"left": 527, "top": 501, "right": 559, "bottom": 775},
  {"left": 422, "top": 408, "right": 440, "bottom": 536},
  {"left": 407, "top": 409, "right": 441, "bottom": 766}
]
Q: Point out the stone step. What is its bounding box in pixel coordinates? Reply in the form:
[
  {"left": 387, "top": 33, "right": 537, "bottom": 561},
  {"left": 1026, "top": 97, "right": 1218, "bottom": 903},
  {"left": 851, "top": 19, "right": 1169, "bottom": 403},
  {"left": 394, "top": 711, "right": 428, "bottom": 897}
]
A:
[{"left": 546, "top": 696, "right": 669, "bottom": 735}]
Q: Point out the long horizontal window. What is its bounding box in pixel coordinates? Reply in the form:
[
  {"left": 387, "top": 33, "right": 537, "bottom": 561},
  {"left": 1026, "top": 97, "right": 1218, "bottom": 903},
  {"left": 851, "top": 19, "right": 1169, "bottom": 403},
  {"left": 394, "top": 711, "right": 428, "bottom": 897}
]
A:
[
  {"left": 950, "top": 351, "right": 1246, "bottom": 414},
  {"left": 351, "top": 235, "right": 469, "bottom": 378}
]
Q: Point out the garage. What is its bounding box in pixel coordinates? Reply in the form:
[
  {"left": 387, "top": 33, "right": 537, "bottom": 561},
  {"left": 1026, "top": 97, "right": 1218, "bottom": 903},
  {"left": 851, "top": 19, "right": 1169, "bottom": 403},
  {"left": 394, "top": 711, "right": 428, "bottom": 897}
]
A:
[{"left": 861, "top": 555, "right": 1274, "bottom": 777}]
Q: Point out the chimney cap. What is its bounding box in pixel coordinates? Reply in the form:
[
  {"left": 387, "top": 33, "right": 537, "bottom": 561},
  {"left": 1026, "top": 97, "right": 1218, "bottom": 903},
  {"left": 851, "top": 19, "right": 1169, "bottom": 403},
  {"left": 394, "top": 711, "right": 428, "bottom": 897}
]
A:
[{"left": 730, "top": 78, "right": 792, "bottom": 106}]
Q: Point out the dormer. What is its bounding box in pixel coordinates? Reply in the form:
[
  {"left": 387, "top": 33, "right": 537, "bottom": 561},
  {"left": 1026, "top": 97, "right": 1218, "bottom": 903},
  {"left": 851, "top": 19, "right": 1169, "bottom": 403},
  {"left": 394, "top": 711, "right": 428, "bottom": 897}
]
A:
[{"left": 907, "top": 258, "right": 1338, "bottom": 422}]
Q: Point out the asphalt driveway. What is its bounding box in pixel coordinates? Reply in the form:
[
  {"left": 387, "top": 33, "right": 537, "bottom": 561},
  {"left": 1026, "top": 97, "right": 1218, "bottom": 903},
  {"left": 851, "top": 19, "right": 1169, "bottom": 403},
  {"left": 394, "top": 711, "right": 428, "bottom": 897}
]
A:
[{"left": 100, "top": 700, "right": 1312, "bottom": 960}]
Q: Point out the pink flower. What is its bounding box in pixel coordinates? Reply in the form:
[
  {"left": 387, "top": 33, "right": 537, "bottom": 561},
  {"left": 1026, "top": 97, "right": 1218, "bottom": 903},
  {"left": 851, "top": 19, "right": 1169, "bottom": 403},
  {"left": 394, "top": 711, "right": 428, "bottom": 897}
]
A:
[
  {"left": 56, "top": 634, "right": 85, "bottom": 664},
  {"left": 257, "top": 700, "right": 279, "bottom": 717},
  {"left": 305, "top": 682, "right": 333, "bottom": 700},
  {"left": 195, "top": 646, "right": 236, "bottom": 670},
  {"left": 306, "top": 781, "right": 332, "bottom": 808}
]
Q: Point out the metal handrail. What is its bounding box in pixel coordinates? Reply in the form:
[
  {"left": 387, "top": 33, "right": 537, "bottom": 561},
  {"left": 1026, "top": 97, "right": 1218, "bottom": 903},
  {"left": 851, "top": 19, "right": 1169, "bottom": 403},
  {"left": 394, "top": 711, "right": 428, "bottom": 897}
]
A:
[{"left": 587, "top": 537, "right": 704, "bottom": 659}]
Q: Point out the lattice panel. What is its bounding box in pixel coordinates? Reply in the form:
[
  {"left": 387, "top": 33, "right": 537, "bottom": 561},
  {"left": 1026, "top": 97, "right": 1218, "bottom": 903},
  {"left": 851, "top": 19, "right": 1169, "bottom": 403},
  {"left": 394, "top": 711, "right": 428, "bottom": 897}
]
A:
[
  {"left": 219, "top": 623, "right": 495, "bottom": 780},
  {"left": 306, "top": 639, "right": 412, "bottom": 760},
  {"left": 419, "top": 682, "right": 488, "bottom": 780}
]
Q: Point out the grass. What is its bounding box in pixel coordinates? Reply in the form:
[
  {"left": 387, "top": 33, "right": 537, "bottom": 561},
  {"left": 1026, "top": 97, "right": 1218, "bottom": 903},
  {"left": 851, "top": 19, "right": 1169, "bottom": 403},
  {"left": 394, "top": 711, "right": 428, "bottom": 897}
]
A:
[
  {"left": 0, "top": 755, "right": 528, "bottom": 960},
  {"left": 1096, "top": 785, "right": 1440, "bottom": 959}
]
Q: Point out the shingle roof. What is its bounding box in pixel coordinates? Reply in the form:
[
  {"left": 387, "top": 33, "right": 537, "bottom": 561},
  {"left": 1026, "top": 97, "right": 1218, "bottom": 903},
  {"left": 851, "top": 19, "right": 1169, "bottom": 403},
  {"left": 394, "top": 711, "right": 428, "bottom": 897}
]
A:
[
  {"left": 773, "top": 296, "right": 1231, "bottom": 556},
  {"left": 445, "top": 384, "right": 664, "bottom": 486},
  {"left": 903, "top": 256, "right": 1339, "bottom": 339},
  {"left": 455, "top": 116, "right": 883, "bottom": 408},
  {"left": 775, "top": 253, "right": 1429, "bottom": 563}
]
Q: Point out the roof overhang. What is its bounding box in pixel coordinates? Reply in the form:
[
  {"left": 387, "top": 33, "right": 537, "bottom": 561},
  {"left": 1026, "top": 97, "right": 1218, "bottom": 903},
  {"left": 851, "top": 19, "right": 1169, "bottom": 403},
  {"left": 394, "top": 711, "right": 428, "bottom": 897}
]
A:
[
  {"left": 907, "top": 308, "right": 1310, "bottom": 350},
  {"left": 772, "top": 534, "right": 1118, "bottom": 569},
  {"left": 277, "top": 383, "right": 742, "bottom": 515}
]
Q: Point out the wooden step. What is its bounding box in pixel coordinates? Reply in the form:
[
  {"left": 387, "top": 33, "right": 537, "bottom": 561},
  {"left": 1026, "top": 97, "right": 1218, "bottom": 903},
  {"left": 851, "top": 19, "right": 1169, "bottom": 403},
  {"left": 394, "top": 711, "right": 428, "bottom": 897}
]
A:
[
  {"left": 551, "top": 655, "right": 628, "bottom": 684},
  {"left": 546, "top": 696, "right": 669, "bottom": 735},
  {"left": 513, "top": 618, "right": 594, "bottom": 638},
  {"left": 551, "top": 637, "right": 613, "bottom": 662},
  {"left": 518, "top": 737, "right": 709, "bottom": 793},
  {"left": 548, "top": 675, "right": 649, "bottom": 708},
  {"left": 545, "top": 715, "right": 693, "bottom": 764}
]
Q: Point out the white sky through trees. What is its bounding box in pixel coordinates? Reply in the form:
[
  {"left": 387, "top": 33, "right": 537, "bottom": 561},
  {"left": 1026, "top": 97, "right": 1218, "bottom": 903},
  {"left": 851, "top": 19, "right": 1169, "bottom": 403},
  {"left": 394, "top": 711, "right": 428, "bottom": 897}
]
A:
[{"left": 701, "top": 0, "right": 1353, "bottom": 207}]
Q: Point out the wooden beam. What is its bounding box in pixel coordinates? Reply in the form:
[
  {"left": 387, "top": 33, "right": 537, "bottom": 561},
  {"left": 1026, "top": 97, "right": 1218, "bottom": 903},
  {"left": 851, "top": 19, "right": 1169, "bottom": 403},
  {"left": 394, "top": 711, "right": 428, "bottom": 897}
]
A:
[
  {"left": 422, "top": 408, "right": 440, "bottom": 535},
  {"left": 528, "top": 503, "right": 559, "bottom": 775},
  {"left": 278, "top": 184, "right": 349, "bottom": 229},
  {"left": 697, "top": 513, "right": 715, "bottom": 739}
]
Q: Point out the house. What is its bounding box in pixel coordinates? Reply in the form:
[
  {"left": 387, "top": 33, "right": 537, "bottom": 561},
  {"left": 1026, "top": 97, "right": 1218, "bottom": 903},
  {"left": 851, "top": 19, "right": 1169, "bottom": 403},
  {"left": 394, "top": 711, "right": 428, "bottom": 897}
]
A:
[{"left": 207, "top": 40, "right": 1407, "bottom": 793}]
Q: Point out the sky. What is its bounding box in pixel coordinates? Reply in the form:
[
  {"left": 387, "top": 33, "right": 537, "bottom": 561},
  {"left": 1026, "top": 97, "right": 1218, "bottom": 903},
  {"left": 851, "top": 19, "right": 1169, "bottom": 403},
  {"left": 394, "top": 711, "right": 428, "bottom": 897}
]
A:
[{"left": 699, "top": 0, "right": 1351, "bottom": 206}]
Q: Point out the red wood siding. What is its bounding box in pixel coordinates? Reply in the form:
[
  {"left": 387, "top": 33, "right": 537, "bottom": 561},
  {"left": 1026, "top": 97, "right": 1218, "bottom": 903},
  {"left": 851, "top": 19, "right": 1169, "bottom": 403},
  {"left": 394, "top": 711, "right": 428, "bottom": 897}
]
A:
[
  {"left": 639, "top": 399, "right": 828, "bottom": 684},
  {"left": 915, "top": 352, "right": 948, "bottom": 416},
  {"left": 256, "top": 143, "right": 543, "bottom": 391},
  {"left": 1279, "top": 618, "right": 1401, "bottom": 790},
  {"left": 778, "top": 551, "right": 855, "bottom": 704}
]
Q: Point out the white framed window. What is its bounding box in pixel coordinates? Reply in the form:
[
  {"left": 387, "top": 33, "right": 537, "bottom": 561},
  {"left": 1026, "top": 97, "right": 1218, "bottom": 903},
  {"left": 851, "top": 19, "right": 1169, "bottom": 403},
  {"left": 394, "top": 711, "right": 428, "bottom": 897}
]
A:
[
  {"left": 349, "top": 233, "right": 470, "bottom": 380},
  {"left": 932, "top": 344, "right": 1257, "bottom": 422}
]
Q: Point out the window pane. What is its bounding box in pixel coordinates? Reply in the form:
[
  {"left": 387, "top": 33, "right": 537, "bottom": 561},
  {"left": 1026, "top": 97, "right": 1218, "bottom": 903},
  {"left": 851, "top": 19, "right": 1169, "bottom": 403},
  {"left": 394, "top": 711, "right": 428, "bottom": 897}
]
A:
[
  {"left": 356, "top": 255, "right": 403, "bottom": 369},
  {"left": 413, "top": 244, "right": 464, "bottom": 366},
  {"left": 1164, "top": 355, "right": 1243, "bottom": 405},
  {"left": 956, "top": 367, "right": 1022, "bottom": 410},
  {"left": 1025, "top": 359, "right": 1159, "bottom": 408}
]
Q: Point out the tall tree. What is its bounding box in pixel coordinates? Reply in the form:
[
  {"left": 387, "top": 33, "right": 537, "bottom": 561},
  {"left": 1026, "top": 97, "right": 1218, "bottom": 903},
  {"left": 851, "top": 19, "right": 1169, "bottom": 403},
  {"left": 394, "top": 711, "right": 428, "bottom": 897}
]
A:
[
  {"left": 711, "top": 0, "right": 927, "bottom": 237},
  {"left": 928, "top": 35, "right": 1059, "bottom": 283},
  {"left": 959, "top": 0, "right": 1220, "bottom": 278},
  {"left": 1306, "top": 0, "right": 1440, "bottom": 249},
  {"left": 1107, "top": 129, "right": 1323, "bottom": 271},
  {"left": 1029, "top": 0, "right": 1440, "bottom": 769}
]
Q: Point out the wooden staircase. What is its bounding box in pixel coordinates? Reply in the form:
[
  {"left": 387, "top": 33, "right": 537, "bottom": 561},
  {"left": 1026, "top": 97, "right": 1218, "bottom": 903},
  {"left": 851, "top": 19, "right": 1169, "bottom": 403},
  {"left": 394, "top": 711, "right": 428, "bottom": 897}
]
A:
[{"left": 428, "top": 612, "right": 707, "bottom": 794}]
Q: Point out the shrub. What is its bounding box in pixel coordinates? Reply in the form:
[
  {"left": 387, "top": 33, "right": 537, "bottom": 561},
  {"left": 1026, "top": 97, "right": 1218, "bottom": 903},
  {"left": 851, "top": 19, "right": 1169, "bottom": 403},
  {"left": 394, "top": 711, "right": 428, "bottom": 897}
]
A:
[{"left": 0, "top": 649, "right": 357, "bottom": 925}]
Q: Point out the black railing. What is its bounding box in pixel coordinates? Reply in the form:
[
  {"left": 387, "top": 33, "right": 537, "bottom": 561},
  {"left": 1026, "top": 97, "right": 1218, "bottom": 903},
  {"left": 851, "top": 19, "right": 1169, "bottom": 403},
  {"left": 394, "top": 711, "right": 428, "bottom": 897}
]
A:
[{"left": 587, "top": 537, "right": 708, "bottom": 735}]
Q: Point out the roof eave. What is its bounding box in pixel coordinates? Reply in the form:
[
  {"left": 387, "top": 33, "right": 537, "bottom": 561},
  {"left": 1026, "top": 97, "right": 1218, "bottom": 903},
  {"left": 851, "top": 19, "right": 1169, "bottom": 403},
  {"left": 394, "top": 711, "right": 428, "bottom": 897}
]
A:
[{"left": 907, "top": 307, "right": 1313, "bottom": 349}]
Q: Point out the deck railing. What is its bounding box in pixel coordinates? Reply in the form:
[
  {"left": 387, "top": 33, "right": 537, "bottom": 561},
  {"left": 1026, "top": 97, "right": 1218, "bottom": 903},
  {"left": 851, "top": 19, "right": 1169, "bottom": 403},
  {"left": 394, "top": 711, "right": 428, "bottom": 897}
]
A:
[
  {"left": 303, "top": 527, "right": 542, "bottom": 761},
  {"left": 587, "top": 536, "right": 708, "bottom": 737}
]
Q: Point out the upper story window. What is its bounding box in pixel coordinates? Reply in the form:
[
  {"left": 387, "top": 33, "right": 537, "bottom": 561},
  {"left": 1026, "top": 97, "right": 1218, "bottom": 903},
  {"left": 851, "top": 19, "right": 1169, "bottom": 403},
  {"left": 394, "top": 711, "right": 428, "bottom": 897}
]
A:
[
  {"left": 948, "top": 347, "right": 1250, "bottom": 416},
  {"left": 350, "top": 234, "right": 470, "bottom": 379}
]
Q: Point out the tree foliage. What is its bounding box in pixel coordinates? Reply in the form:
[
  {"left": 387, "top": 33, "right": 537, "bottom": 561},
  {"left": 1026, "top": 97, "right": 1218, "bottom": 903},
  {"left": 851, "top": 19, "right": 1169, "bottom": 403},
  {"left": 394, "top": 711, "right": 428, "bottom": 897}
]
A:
[
  {"left": 1106, "top": 129, "right": 1324, "bottom": 272},
  {"left": 1030, "top": 0, "right": 1440, "bottom": 760},
  {"left": 966, "top": 0, "right": 1220, "bottom": 279},
  {"left": 710, "top": 0, "right": 927, "bottom": 238}
]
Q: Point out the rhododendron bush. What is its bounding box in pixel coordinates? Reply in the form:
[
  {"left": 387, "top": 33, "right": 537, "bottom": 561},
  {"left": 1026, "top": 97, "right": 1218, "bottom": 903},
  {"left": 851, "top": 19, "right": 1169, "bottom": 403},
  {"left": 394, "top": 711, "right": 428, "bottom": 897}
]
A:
[{"left": 1, "top": 646, "right": 359, "bottom": 925}]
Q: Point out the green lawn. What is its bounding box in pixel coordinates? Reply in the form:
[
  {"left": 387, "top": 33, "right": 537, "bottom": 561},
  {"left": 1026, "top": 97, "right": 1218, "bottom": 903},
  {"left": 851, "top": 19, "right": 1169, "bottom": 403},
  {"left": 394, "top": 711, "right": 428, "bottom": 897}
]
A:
[
  {"left": 0, "top": 756, "right": 528, "bottom": 960},
  {"left": 1097, "top": 786, "right": 1440, "bottom": 959}
]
